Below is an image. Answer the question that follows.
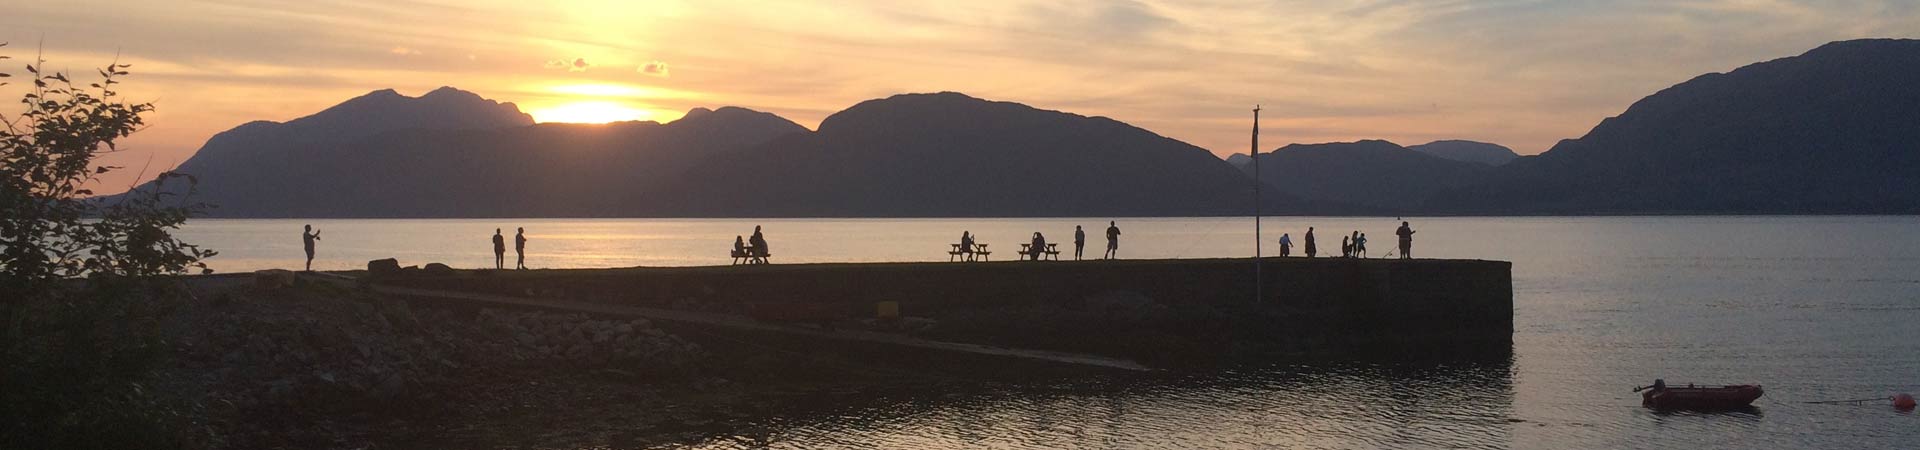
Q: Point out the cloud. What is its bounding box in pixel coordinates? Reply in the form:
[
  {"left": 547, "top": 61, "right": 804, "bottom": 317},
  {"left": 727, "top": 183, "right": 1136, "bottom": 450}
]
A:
[
  {"left": 545, "top": 57, "right": 591, "bottom": 72},
  {"left": 388, "top": 46, "right": 421, "bottom": 56},
  {"left": 639, "top": 60, "right": 669, "bottom": 77}
]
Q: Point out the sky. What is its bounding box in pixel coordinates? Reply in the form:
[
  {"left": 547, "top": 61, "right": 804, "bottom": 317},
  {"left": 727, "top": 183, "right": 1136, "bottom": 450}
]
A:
[{"left": 4, "top": 0, "right": 1919, "bottom": 192}]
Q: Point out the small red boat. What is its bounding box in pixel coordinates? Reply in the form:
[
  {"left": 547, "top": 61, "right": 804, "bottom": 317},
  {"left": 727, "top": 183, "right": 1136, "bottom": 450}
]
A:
[{"left": 1634, "top": 379, "right": 1764, "bottom": 410}]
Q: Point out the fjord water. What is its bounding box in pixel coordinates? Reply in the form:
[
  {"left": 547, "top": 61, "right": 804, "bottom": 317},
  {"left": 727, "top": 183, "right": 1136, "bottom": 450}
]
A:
[{"left": 177, "top": 217, "right": 1920, "bottom": 448}]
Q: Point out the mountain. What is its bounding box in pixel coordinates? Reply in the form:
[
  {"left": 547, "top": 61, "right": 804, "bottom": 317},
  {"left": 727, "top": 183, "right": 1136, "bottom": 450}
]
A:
[
  {"left": 652, "top": 92, "right": 1312, "bottom": 217},
  {"left": 146, "top": 87, "right": 806, "bottom": 217},
  {"left": 1244, "top": 140, "right": 1490, "bottom": 211},
  {"left": 1429, "top": 39, "right": 1920, "bottom": 214},
  {"left": 1225, "top": 153, "right": 1254, "bottom": 171},
  {"left": 146, "top": 89, "right": 1320, "bottom": 217},
  {"left": 1407, "top": 140, "right": 1519, "bottom": 166}
]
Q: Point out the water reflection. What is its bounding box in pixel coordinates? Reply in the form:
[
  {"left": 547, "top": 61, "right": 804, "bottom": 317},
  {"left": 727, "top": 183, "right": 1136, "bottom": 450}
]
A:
[{"left": 683, "top": 356, "right": 1515, "bottom": 449}]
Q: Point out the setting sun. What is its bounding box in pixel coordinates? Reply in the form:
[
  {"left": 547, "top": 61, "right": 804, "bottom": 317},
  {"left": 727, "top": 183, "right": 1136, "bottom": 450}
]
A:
[{"left": 528, "top": 101, "right": 654, "bottom": 124}]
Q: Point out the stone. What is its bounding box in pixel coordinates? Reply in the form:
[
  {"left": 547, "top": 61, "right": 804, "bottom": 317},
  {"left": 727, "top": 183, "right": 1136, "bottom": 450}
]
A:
[
  {"left": 367, "top": 258, "right": 402, "bottom": 277},
  {"left": 253, "top": 269, "right": 297, "bottom": 289},
  {"left": 423, "top": 262, "right": 454, "bottom": 275}
]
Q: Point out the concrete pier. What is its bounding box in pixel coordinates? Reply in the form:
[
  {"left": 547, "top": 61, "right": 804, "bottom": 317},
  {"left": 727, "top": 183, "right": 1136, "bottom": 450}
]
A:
[{"left": 377, "top": 257, "right": 1512, "bottom": 366}]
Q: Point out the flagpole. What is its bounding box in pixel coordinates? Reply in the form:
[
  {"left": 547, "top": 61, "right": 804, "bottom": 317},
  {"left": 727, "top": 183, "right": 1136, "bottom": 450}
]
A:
[{"left": 1252, "top": 105, "right": 1262, "bottom": 304}]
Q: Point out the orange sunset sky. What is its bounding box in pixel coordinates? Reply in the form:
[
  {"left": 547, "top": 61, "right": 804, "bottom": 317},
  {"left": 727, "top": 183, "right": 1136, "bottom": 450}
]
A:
[{"left": 5, "top": 0, "right": 1918, "bottom": 192}]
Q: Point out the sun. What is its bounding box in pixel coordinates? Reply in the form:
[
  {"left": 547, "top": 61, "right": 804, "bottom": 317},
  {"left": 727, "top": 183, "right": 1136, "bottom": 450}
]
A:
[{"left": 529, "top": 101, "right": 654, "bottom": 124}]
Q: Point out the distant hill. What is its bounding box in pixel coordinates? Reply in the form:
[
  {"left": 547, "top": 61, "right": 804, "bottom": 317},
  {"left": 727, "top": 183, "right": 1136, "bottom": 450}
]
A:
[
  {"left": 1225, "top": 153, "right": 1254, "bottom": 171},
  {"left": 141, "top": 89, "right": 1326, "bottom": 217},
  {"left": 654, "top": 92, "right": 1314, "bottom": 217},
  {"left": 139, "top": 87, "right": 806, "bottom": 217},
  {"left": 1407, "top": 140, "right": 1519, "bottom": 166},
  {"left": 1429, "top": 39, "right": 1920, "bottom": 214},
  {"left": 1245, "top": 140, "right": 1489, "bottom": 211}
]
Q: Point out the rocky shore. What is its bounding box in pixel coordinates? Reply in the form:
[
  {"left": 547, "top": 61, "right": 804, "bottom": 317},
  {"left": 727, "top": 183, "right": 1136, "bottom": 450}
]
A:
[{"left": 118, "top": 276, "right": 944, "bottom": 449}]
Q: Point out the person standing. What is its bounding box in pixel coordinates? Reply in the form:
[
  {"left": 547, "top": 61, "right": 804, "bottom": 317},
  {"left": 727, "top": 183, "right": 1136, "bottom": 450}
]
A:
[
  {"left": 1304, "top": 227, "right": 1317, "bottom": 258},
  {"left": 1104, "top": 221, "right": 1122, "bottom": 259},
  {"left": 491, "top": 228, "right": 506, "bottom": 269},
  {"left": 1278, "top": 233, "right": 1292, "bottom": 257},
  {"left": 1073, "top": 225, "right": 1086, "bottom": 260},
  {"left": 1395, "top": 221, "right": 1416, "bottom": 259},
  {"left": 301, "top": 224, "right": 322, "bottom": 271},
  {"left": 1356, "top": 233, "right": 1368, "bottom": 258},
  {"left": 514, "top": 227, "right": 528, "bottom": 270}
]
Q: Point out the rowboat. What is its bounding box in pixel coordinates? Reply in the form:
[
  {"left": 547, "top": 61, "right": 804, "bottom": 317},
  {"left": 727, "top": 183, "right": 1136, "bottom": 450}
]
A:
[{"left": 1634, "top": 379, "right": 1764, "bottom": 410}]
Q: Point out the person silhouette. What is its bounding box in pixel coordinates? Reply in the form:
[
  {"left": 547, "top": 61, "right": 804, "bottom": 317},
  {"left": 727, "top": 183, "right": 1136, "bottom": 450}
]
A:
[
  {"left": 960, "top": 231, "right": 975, "bottom": 253},
  {"left": 1279, "top": 233, "right": 1292, "bottom": 257},
  {"left": 1341, "top": 235, "right": 1352, "bottom": 258},
  {"left": 1395, "top": 221, "right": 1416, "bottom": 259},
  {"left": 734, "top": 235, "right": 747, "bottom": 255},
  {"left": 1029, "top": 232, "right": 1048, "bottom": 261},
  {"left": 1074, "top": 225, "right": 1086, "bottom": 260},
  {"left": 1104, "top": 221, "right": 1121, "bottom": 259},
  {"left": 491, "top": 229, "right": 506, "bottom": 269},
  {"left": 301, "top": 224, "right": 322, "bottom": 271},
  {"left": 749, "top": 226, "right": 769, "bottom": 260},
  {"left": 514, "top": 227, "right": 528, "bottom": 270},
  {"left": 1304, "top": 227, "right": 1318, "bottom": 258},
  {"left": 1356, "top": 232, "right": 1368, "bottom": 258}
]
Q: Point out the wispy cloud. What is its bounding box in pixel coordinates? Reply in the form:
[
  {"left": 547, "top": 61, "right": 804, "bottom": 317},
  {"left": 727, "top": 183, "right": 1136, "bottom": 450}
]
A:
[
  {"left": 545, "top": 57, "right": 591, "bottom": 72},
  {"left": 639, "top": 60, "right": 668, "bottom": 77}
]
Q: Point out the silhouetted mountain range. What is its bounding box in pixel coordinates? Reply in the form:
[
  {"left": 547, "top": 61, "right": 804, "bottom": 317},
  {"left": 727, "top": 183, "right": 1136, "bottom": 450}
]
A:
[
  {"left": 144, "top": 89, "right": 1309, "bottom": 217},
  {"left": 652, "top": 92, "right": 1307, "bottom": 216},
  {"left": 1407, "top": 140, "right": 1518, "bottom": 166},
  {"left": 133, "top": 39, "right": 1920, "bottom": 216},
  {"left": 142, "top": 87, "right": 805, "bottom": 217},
  {"left": 1243, "top": 140, "right": 1489, "bottom": 211},
  {"left": 1427, "top": 39, "right": 1920, "bottom": 214}
]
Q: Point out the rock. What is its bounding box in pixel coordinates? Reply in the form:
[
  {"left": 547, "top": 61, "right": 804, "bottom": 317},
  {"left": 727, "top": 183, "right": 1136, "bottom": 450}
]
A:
[
  {"left": 901, "top": 316, "right": 938, "bottom": 331},
  {"left": 423, "top": 262, "right": 454, "bottom": 275},
  {"left": 613, "top": 323, "right": 634, "bottom": 335},
  {"left": 253, "top": 269, "right": 297, "bottom": 289},
  {"left": 377, "top": 373, "right": 407, "bottom": 398},
  {"left": 367, "top": 258, "right": 402, "bottom": 277}
]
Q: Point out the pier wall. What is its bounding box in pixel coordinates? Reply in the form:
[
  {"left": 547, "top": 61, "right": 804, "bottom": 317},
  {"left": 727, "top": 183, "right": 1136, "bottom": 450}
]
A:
[{"left": 380, "top": 258, "right": 1512, "bottom": 363}]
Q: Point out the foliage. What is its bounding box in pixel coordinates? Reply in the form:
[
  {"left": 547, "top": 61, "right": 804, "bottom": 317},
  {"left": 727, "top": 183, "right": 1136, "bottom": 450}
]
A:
[
  {"left": 0, "top": 43, "right": 215, "bottom": 449},
  {"left": 0, "top": 42, "right": 216, "bottom": 301}
]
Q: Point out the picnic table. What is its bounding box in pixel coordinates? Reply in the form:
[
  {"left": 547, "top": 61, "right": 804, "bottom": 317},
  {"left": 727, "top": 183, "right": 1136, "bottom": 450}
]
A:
[
  {"left": 949, "top": 243, "right": 991, "bottom": 262},
  {"left": 1017, "top": 243, "right": 1062, "bottom": 261},
  {"left": 732, "top": 246, "right": 772, "bottom": 265}
]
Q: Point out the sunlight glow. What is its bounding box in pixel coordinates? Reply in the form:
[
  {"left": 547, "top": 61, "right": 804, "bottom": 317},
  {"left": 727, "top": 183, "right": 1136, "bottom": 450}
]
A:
[{"left": 529, "top": 101, "right": 655, "bottom": 124}]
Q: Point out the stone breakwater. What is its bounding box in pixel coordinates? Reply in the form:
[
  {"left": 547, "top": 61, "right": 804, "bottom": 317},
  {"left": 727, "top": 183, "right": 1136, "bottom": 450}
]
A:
[
  {"left": 158, "top": 281, "right": 707, "bottom": 422},
  {"left": 376, "top": 257, "right": 1514, "bottom": 365}
]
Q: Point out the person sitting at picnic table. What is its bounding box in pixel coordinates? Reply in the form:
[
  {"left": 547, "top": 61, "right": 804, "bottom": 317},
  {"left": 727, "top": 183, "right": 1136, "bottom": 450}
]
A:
[
  {"left": 734, "top": 235, "right": 747, "bottom": 256},
  {"left": 1028, "top": 232, "right": 1047, "bottom": 261},
  {"left": 960, "top": 231, "right": 976, "bottom": 253},
  {"left": 749, "top": 226, "right": 769, "bottom": 257}
]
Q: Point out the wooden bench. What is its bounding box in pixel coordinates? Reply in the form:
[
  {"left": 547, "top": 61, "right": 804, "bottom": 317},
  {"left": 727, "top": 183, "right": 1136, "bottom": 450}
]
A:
[
  {"left": 1017, "top": 243, "right": 1061, "bottom": 261},
  {"left": 732, "top": 247, "right": 771, "bottom": 265},
  {"left": 950, "top": 243, "right": 991, "bottom": 262}
]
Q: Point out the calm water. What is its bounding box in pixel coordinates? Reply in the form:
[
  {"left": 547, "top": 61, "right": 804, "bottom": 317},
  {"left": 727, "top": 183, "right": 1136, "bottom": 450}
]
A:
[{"left": 177, "top": 217, "right": 1920, "bottom": 448}]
